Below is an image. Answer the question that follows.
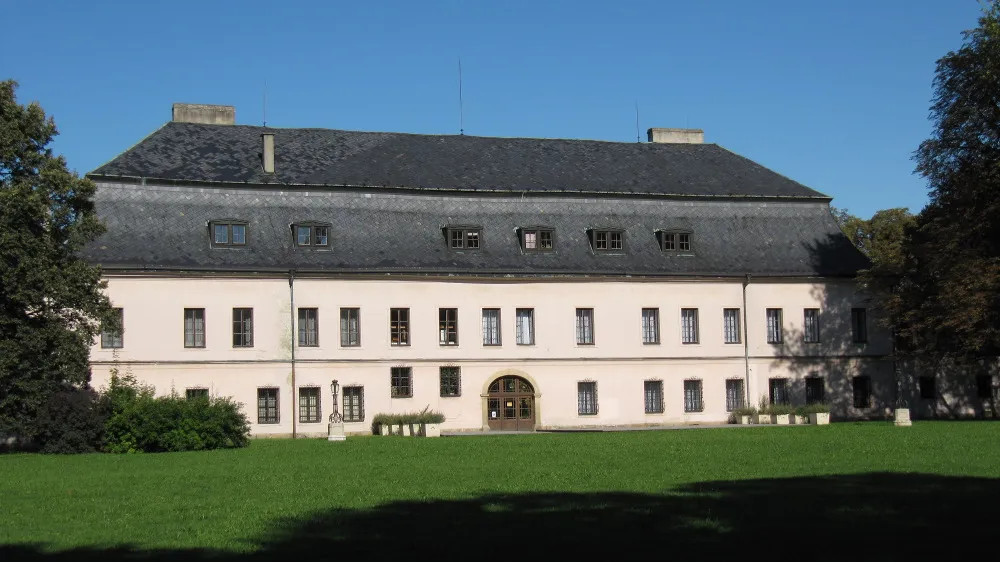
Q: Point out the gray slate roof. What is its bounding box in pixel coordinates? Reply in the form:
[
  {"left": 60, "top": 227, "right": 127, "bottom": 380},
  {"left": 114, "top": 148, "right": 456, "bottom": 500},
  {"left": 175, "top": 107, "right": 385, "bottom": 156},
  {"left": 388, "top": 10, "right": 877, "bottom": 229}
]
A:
[
  {"left": 85, "top": 182, "right": 867, "bottom": 277},
  {"left": 89, "top": 122, "right": 829, "bottom": 199}
]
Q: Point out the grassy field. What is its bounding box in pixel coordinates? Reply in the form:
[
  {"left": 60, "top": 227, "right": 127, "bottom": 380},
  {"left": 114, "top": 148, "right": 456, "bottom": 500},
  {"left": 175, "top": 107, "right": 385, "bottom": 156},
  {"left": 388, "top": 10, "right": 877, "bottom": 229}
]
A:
[{"left": 1, "top": 422, "right": 998, "bottom": 560}]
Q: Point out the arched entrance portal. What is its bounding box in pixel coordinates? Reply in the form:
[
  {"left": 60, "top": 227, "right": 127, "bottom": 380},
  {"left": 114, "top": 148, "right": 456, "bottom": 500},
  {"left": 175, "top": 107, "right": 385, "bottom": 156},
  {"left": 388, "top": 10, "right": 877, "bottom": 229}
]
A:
[{"left": 486, "top": 375, "right": 536, "bottom": 431}]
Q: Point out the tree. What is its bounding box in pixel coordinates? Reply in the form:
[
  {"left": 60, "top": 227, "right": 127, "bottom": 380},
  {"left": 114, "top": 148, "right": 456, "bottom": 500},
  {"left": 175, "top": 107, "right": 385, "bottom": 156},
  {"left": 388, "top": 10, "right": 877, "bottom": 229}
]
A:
[
  {"left": 0, "top": 80, "right": 114, "bottom": 450},
  {"left": 897, "top": 3, "right": 1000, "bottom": 362}
]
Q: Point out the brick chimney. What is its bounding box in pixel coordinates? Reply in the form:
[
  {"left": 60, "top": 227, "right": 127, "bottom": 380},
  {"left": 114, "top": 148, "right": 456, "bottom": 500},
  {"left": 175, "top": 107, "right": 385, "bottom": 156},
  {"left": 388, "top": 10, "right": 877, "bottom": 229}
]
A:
[
  {"left": 171, "top": 103, "right": 235, "bottom": 125},
  {"left": 647, "top": 128, "right": 704, "bottom": 144}
]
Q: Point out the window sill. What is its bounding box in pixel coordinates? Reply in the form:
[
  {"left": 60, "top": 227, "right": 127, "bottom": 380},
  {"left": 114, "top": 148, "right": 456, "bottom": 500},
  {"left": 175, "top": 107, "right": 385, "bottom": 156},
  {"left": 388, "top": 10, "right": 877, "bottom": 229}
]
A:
[
  {"left": 576, "top": 343, "right": 596, "bottom": 347},
  {"left": 644, "top": 411, "right": 665, "bottom": 416},
  {"left": 391, "top": 395, "right": 414, "bottom": 399},
  {"left": 578, "top": 413, "right": 599, "bottom": 417},
  {"left": 516, "top": 343, "right": 536, "bottom": 346},
  {"left": 642, "top": 342, "right": 661, "bottom": 346}
]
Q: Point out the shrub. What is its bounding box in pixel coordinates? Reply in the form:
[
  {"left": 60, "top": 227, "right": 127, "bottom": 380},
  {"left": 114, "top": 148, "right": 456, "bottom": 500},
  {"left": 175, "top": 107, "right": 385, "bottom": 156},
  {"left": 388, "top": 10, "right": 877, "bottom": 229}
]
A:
[
  {"left": 801, "top": 402, "right": 831, "bottom": 414},
  {"left": 32, "top": 386, "right": 106, "bottom": 454},
  {"left": 372, "top": 408, "right": 445, "bottom": 434},
  {"left": 101, "top": 375, "right": 249, "bottom": 453},
  {"left": 767, "top": 403, "right": 796, "bottom": 416}
]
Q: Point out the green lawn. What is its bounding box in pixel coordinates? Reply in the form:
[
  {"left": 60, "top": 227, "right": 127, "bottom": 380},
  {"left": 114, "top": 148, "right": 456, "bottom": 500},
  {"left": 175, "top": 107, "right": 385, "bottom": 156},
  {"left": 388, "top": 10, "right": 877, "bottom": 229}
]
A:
[{"left": 2, "top": 423, "right": 998, "bottom": 561}]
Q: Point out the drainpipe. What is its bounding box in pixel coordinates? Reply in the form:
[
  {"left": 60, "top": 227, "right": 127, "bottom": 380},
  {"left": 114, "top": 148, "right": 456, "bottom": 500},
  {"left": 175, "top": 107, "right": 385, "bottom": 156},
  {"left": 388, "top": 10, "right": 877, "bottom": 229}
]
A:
[
  {"left": 289, "top": 270, "right": 297, "bottom": 438},
  {"left": 742, "top": 274, "right": 752, "bottom": 407}
]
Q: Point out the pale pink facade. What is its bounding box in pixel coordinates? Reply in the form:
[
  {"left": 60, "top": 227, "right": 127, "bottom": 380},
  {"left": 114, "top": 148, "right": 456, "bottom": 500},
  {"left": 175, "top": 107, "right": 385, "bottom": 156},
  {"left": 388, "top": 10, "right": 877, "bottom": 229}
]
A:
[{"left": 89, "top": 275, "right": 893, "bottom": 436}]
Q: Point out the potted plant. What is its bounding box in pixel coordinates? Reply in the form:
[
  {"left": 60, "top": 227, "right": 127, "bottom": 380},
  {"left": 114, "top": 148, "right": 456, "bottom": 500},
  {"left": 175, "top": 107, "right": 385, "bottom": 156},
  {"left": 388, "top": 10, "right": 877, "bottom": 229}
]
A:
[
  {"left": 417, "top": 408, "right": 446, "bottom": 437},
  {"left": 372, "top": 413, "right": 400, "bottom": 436},
  {"left": 769, "top": 403, "right": 794, "bottom": 425},
  {"left": 806, "top": 403, "right": 831, "bottom": 425},
  {"left": 730, "top": 406, "right": 756, "bottom": 425},
  {"left": 753, "top": 396, "right": 772, "bottom": 424},
  {"left": 792, "top": 406, "right": 809, "bottom": 425}
]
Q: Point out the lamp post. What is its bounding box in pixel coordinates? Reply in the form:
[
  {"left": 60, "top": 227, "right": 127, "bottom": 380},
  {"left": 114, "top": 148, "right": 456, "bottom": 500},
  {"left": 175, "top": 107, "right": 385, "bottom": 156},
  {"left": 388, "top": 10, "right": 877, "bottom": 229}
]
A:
[{"left": 328, "top": 379, "right": 346, "bottom": 441}]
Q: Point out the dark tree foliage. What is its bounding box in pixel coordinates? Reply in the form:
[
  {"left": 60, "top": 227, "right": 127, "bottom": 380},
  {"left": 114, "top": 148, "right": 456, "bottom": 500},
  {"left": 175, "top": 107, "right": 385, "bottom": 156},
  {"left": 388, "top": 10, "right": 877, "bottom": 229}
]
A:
[
  {"left": 894, "top": 4, "right": 1000, "bottom": 362},
  {"left": 0, "top": 80, "right": 114, "bottom": 450}
]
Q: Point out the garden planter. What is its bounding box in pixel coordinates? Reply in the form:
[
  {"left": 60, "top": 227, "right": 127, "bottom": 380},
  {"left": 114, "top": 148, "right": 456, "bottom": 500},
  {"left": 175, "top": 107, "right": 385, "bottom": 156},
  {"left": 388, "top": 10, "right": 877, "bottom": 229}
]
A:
[
  {"left": 809, "top": 412, "right": 830, "bottom": 425},
  {"left": 424, "top": 423, "right": 441, "bottom": 437},
  {"left": 793, "top": 415, "right": 809, "bottom": 425},
  {"left": 380, "top": 424, "right": 394, "bottom": 436},
  {"left": 736, "top": 415, "right": 752, "bottom": 425},
  {"left": 893, "top": 408, "right": 911, "bottom": 427},
  {"left": 753, "top": 414, "right": 771, "bottom": 425},
  {"left": 771, "top": 414, "right": 790, "bottom": 425},
  {"left": 402, "top": 424, "right": 412, "bottom": 436}
]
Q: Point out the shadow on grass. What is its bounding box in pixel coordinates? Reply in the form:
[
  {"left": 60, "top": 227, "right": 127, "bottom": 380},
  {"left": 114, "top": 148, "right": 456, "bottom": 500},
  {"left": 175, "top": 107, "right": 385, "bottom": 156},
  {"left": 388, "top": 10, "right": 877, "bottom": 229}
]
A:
[{"left": 4, "top": 472, "right": 996, "bottom": 560}]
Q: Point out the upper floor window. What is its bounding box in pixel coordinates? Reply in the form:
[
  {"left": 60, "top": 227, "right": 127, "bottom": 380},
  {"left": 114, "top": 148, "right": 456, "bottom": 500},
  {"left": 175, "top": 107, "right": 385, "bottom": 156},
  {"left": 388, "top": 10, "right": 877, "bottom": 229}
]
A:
[
  {"left": 589, "top": 229, "right": 624, "bottom": 252},
  {"left": 293, "top": 223, "right": 330, "bottom": 247},
  {"left": 446, "top": 227, "right": 481, "bottom": 250},
  {"left": 210, "top": 220, "right": 247, "bottom": 248},
  {"left": 390, "top": 308, "right": 409, "bottom": 346},
  {"left": 681, "top": 308, "right": 699, "bottom": 344},
  {"left": 658, "top": 230, "right": 693, "bottom": 252},
  {"left": 576, "top": 308, "right": 595, "bottom": 345},
  {"left": 439, "top": 308, "right": 459, "bottom": 346},
  {"left": 803, "top": 308, "right": 821, "bottom": 343},
  {"left": 184, "top": 308, "right": 206, "bottom": 348},
  {"left": 520, "top": 227, "right": 554, "bottom": 251},
  {"left": 723, "top": 308, "right": 741, "bottom": 344},
  {"left": 232, "top": 308, "right": 254, "bottom": 348},
  {"left": 851, "top": 308, "right": 868, "bottom": 343},
  {"left": 641, "top": 308, "right": 660, "bottom": 344},
  {"left": 766, "top": 308, "right": 784, "bottom": 344},
  {"left": 101, "top": 308, "right": 124, "bottom": 349}
]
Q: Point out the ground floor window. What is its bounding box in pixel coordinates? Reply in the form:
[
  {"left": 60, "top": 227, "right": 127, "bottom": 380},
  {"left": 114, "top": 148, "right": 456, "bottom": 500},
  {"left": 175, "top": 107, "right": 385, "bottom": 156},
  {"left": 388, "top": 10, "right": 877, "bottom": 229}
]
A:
[
  {"left": 578, "top": 381, "right": 598, "bottom": 415},
  {"left": 343, "top": 386, "right": 364, "bottom": 422},
  {"left": 185, "top": 388, "right": 208, "bottom": 400},
  {"left": 853, "top": 376, "right": 872, "bottom": 408},
  {"left": 769, "top": 378, "right": 789, "bottom": 405},
  {"left": 258, "top": 388, "right": 279, "bottom": 424},
  {"left": 299, "top": 387, "right": 321, "bottom": 423},
  {"left": 919, "top": 376, "right": 935, "bottom": 400},
  {"left": 440, "top": 366, "right": 461, "bottom": 397},
  {"left": 684, "top": 380, "right": 704, "bottom": 413},
  {"left": 391, "top": 367, "right": 412, "bottom": 398},
  {"left": 806, "top": 376, "right": 825, "bottom": 404},
  {"left": 725, "top": 379, "right": 744, "bottom": 411},
  {"left": 976, "top": 374, "right": 994, "bottom": 400},
  {"left": 644, "top": 380, "right": 664, "bottom": 414}
]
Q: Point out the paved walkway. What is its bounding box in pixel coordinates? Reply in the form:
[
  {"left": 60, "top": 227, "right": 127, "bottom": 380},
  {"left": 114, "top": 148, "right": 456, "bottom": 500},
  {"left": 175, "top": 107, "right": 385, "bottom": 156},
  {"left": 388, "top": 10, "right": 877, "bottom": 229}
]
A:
[{"left": 441, "top": 422, "right": 770, "bottom": 437}]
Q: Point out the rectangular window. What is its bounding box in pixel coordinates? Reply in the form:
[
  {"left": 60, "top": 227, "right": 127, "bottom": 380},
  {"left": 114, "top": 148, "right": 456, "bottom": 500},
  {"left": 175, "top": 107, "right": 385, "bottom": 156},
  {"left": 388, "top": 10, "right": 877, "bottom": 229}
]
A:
[
  {"left": 678, "top": 233, "right": 691, "bottom": 251},
  {"left": 851, "top": 308, "right": 868, "bottom": 343},
  {"left": 183, "top": 308, "right": 205, "bottom": 348},
  {"left": 806, "top": 377, "right": 825, "bottom": 404},
  {"left": 852, "top": 376, "right": 872, "bottom": 408},
  {"left": 298, "top": 308, "right": 319, "bottom": 347},
  {"left": 343, "top": 386, "right": 364, "bottom": 422},
  {"left": 294, "top": 224, "right": 330, "bottom": 247},
  {"left": 976, "top": 374, "right": 994, "bottom": 399},
  {"left": 390, "top": 308, "right": 409, "bottom": 346},
  {"left": 576, "top": 308, "right": 594, "bottom": 345},
  {"left": 684, "top": 380, "right": 704, "bottom": 413},
  {"left": 522, "top": 228, "right": 554, "bottom": 251},
  {"left": 448, "top": 228, "right": 481, "bottom": 249},
  {"left": 339, "top": 308, "right": 360, "bottom": 347},
  {"left": 723, "top": 308, "right": 741, "bottom": 344},
  {"left": 185, "top": 388, "right": 208, "bottom": 400},
  {"left": 919, "top": 376, "right": 935, "bottom": 400},
  {"left": 578, "top": 381, "right": 598, "bottom": 415},
  {"left": 641, "top": 308, "right": 660, "bottom": 344},
  {"left": 232, "top": 308, "right": 254, "bottom": 348},
  {"left": 660, "top": 231, "right": 693, "bottom": 252},
  {"left": 766, "top": 308, "right": 784, "bottom": 344},
  {"left": 391, "top": 366, "right": 412, "bottom": 398},
  {"left": 298, "top": 387, "right": 321, "bottom": 423},
  {"left": 681, "top": 308, "right": 699, "bottom": 344},
  {"left": 803, "top": 308, "right": 821, "bottom": 343},
  {"left": 593, "top": 230, "right": 623, "bottom": 251},
  {"left": 644, "top": 380, "right": 664, "bottom": 414},
  {"left": 482, "top": 308, "right": 501, "bottom": 346},
  {"left": 769, "top": 378, "right": 789, "bottom": 405},
  {"left": 211, "top": 222, "right": 247, "bottom": 247},
  {"left": 257, "top": 388, "right": 279, "bottom": 424},
  {"left": 515, "top": 308, "right": 535, "bottom": 345},
  {"left": 439, "top": 308, "right": 459, "bottom": 346},
  {"left": 662, "top": 232, "right": 676, "bottom": 251},
  {"left": 440, "top": 366, "right": 461, "bottom": 397},
  {"left": 725, "top": 379, "right": 745, "bottom": 412},
  {"left": 101, "top": 308, "right": 124, "bottom": 349}
]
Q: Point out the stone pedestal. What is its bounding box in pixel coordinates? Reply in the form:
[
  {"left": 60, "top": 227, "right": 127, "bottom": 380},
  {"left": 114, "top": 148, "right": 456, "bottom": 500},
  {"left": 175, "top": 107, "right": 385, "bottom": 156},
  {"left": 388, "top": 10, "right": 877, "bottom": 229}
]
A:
[
  {"left": 894, "top": 408, "right": 912, "bottom": 427},
  {"left": 328, "top": 421, "right": 346, "bottom": 441}
]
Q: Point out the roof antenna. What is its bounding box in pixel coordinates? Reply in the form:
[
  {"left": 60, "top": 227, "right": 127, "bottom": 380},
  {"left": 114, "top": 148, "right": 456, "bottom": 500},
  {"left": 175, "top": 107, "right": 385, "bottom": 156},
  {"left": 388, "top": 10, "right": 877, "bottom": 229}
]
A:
[
  {"left": 458, "top": 57, "right": 465, "bottom": 135},
  {"left": 635, "top": 101, "right": 640, "bottom": 143},
  {"left": 263, "top": 79, "right": 268, "bottom": 128}
]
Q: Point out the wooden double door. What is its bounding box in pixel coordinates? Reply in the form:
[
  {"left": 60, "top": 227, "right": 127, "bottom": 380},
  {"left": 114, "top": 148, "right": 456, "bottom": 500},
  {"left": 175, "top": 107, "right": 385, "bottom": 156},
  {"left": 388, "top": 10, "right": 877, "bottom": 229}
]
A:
[{"left": 486, "top": 375, "right": 536, "bottom": 431}]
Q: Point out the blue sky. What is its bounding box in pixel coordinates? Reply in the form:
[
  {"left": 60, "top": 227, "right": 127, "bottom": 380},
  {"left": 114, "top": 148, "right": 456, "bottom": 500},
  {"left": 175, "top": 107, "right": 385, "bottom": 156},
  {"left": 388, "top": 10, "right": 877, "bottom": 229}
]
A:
[{"left": 1, "top": 0, "right": 984, "bottom": 218}]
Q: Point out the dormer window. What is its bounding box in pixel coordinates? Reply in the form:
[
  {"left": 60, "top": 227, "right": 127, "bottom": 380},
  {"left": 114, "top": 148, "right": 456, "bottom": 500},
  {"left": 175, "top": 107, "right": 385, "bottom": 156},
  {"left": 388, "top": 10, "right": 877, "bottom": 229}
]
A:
[
  {"left": 520, "top": 227, "right": 554, "bottom": 251},
  {"left": 210, "top": 220, "right": 248, "bottom": 248},
  {"left": 659, "top": 230, "right": 693, "bottom": 252},
  {"left": 293, "top": 223, "right": 330, "bottom": 247},
  {"left": 446, "top": 227, "right": 481, "bottom": 250},
  {"left": 589, "top": 229, "right": 624, "bottom": 252}
]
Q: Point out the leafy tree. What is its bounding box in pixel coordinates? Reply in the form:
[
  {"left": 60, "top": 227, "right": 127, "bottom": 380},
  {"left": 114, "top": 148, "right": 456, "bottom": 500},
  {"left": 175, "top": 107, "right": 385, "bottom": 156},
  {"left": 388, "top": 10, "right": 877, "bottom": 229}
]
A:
[
  {"left": 898, "top": 3, "right": 1000, "bottom": 361},
  {"left": 0, "top": 80, "right": 114, "bottom": 450}
]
